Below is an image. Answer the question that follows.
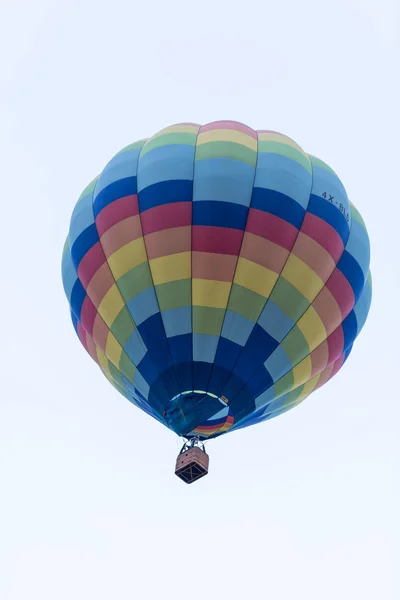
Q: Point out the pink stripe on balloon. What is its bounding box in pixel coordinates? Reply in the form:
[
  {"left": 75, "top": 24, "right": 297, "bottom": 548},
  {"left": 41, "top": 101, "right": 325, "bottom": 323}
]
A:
[
  {"left": 85, "top": 335, "right": 99, "bottom": 364},
  {"left": 140, "top": 202, "right": 192, "bottom": 235},
  {"left": 96, "top": 195, "right": 139, "bottom": 237},
  {"left": 326, "top": 270, "right": 355, "bottom": 318},
  {"left": 315, "top": 363, "right": 334, "bottom": 389},
  {"left": 85, "top": 262, "right": 114, "bottom": 308},
  {"left": 192, "top": 252, "right": 237, "bottom": 281},
  {"left": 145, "top": 226, "right": 191, "bottom": 259},
  {"left": 241, "top": 232, "right": 289, "bottom": 273},
  {"left": 92, "top": 313, "right": 109, "bottom": 352},
  {"left": 246, "top": 208, "right": 298, "bottom": 251},
  {"left": 200, "top": 120, "right": 257, "bottom": 139},
  {"left": 101, "top": 215, "right": 143, "bottom": 257},
  {"left": 312, "top": 287, "right": 342, "bottom": 337},
  {"left": 301, "top": 213, "right": 344, "bottom": 263}
]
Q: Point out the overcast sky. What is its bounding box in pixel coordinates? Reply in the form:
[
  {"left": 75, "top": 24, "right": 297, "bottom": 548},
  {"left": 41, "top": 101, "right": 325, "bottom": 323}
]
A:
[{"left": 0, "top": 1, "right": 398, "bottom": 599}]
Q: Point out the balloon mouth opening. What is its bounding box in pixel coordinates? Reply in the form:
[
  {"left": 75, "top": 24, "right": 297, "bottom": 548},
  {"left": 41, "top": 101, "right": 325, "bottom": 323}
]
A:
[{"left": 163, "top": 390, "right": 233, "bottom": 439}]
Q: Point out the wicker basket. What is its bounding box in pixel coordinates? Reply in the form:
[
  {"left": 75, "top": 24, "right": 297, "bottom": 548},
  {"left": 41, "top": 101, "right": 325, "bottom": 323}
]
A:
[{"left": 175, "top": 446, "right": 209, "bottom": 484}]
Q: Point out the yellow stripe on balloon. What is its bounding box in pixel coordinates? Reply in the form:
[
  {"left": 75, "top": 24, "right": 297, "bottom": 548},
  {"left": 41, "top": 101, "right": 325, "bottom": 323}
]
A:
[
  {"left": 152, "top": 124, "right": 200, "bottom": 137},
  {"left": 96, "top": 347, "right": 111, "bottom": 377},
  {"left": 98, "top": 284, "right": 125, "bottom": 328},
  {"left": 85, "top": 333, "right": 99, "bottom": 363},
  {"left": 197, "top": 129, "right": 258, "bottom": 150},
  {"left": 107, "top": 238, "right": 147, "bottom": 280},
  {"left": 292, "top": 355, "right": 312, "bottom": 388},
  {"left": 257, "top": 132, "right": 306, "bottom": 153},
  {"left": 297, "top": 306, "right": 327, "bottom": 352},
  {"left": 192, "top": 279, "right": 231, "bottom": 309},
  {"left": 234, "top": 258, "right": 278, "bottom": 298},
  {"left": 105, "top": 332, "right": 123, "bottom": 367},
  {"left": 282, "top": 254, "right": 324, "bottom": 302},
  {"left": 295, "top": 376, "right": 319, "bottom": 404},
  {"left": 149, "top": 251, "right": 191, "bottom": 285}
]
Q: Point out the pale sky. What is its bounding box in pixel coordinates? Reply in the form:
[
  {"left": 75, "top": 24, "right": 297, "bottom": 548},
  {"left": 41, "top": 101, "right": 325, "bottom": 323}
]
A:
[{"left": 0, "top": 1, "right": 398, "bottom": 599}]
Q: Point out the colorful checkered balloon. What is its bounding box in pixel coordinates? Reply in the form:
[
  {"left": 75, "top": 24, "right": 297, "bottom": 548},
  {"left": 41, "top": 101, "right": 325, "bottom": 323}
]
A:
[{"left": 62, "top": 121, "right": 372, "bottom": 440}]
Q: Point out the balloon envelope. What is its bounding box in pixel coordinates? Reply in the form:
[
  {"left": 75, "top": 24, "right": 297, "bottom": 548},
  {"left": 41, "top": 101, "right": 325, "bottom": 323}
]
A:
[{"left": 62, "top": 121, "right": 372, "bottom": 439}]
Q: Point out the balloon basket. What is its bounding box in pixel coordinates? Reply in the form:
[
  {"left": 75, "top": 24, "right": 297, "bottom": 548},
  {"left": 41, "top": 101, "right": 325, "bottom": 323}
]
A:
[{"left": 175, "top": 440, "right": 209, "bottom": 484}]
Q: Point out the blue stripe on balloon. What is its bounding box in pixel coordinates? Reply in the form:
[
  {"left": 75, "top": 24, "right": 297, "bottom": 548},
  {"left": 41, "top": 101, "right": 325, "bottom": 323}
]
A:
[
  {"left": 254, "top": 154, "right": 311, "bottom": 208},
  {"left": 226, "top": 324, "right": 278, "bottom": 385},
  {"left": 126, "top": 287, "right": 159, "bottom": 326},
  {"left": 194, "top": 158, "right": 255, "bottom": 206},
  {"left": 168, "top": 335, "right": 193, "bottom": 390},
  {"left": 138, "top": 180, "right": 193, "bottom": 212},
  {"left": 168, "top": 333, "right": 192, "bottom": 364},
  {"left": 93, "top": 177, "right": 137, "bottom": 217},
  {"left": 130, "top": 370, "right": 150, "bottom": 399},
  {"left": 162, "top": 306, "right": 192, "bottom": 337},
  {"left": 353, "top": 279, "right": 372, "bottom": 333},
  {"left": 310, "top": 165, "right": 349, "bottom": 206},
  {"left": 62, "top": 251, "right": 78, "bottom": 302},
  {"left": 137, "top": 145, "right": 196, "bottom": 189},
  {"left": 208, "top": 338, "right": 243, "bottom": 395},
  {"left": 70, "top": 223, "right": 99, "bottom": 269},
  {"left": 69, "top": 201, "right": 96, "bottom": 246},
  {"left": 221, "top": 311, "right": 254, "bottom": 346},
  {"left": 95, "top": 149, "right": 141, "bottom": 195},
  {"left": 70, "top": 309, "right": 79, "bottom": 335},
  {"left": 246, "top": 367, "right": 275, "bottom": 399},
  {"left": 70, "top": 279, "right": 86, "bottom": 320},
  {"left": 344, "top": 219, "right": 370, "bottom": 278},
  {"left": 192, "top": 361, "right": 213, "bottom": 391},
  {"left": 193, "top": 333, "right": 219, "bottom": 363},
  {"left": 251, "top": 188, "right": 304, "bottom": 228},
  {"left": 307, "top": 195, "right": 349, "bottom": 245},
  {"left": 123, "top": 329, "right": 147, "bottom": 366},
  {"left": 192, "top": 200, "right": 248, "bottom": 229},
  {"left": 342, "top": 310, "right": 358, "bottom": 351},
  {"left": 336, "top": 250, "right": 365, "bottom": 301},
  {"left": 258, "top": 300, "right": 294, "bottom": 342},
  {"left": 137, "top": 314, "right": 174, "bottom": 373},
  {"left": 264, "top": 345, "right": 293, "bottom": 383}
]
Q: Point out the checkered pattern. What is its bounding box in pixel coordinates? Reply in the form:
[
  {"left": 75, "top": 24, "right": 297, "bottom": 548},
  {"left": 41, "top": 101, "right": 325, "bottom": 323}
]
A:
[{"left": 62, "top": 121, "right": 372, "bottom": 439}]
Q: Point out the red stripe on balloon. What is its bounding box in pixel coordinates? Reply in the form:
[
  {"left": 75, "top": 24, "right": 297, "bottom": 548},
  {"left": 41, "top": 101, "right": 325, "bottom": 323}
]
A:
[
  {"left": 310, "top": 341, "right": 329, "bottom": 378},
  {"left": 96, "top": 195, "right": 139, "bottom": 237},
  {"left": 246, "top": 209, "right": 297, "bottom": 251},
  {"left": 330, "top": 353, "right": 345, "bottom": 379},
  {"left": 301, "top": 213, "right": 344, "bottom": 263},
  {"left": 325, "top": 270, "right": 355, "bottom": 319},
  {"left": 80, "top": 296, "right": 97, "bottom": 336},
  {"left": 326, "top": 327, "right": 345, "bottom": 365},
  {"left": 77, "top": 322, "right": 89, "bottom": 352},
  {"left": 192, "top": 225, "right": 243, "bottom": 255},
  {"left": 78, "top": 242, "right": 105, "bottom": 288},
  {"left": 140, "top": 202, "right": 192, "bottom": 235}
]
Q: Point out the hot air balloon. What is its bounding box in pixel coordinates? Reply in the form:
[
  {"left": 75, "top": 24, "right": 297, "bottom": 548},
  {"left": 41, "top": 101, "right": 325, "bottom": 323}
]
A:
[{"left": 62, "top": 121, "right": 371, "bottom": 483}]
